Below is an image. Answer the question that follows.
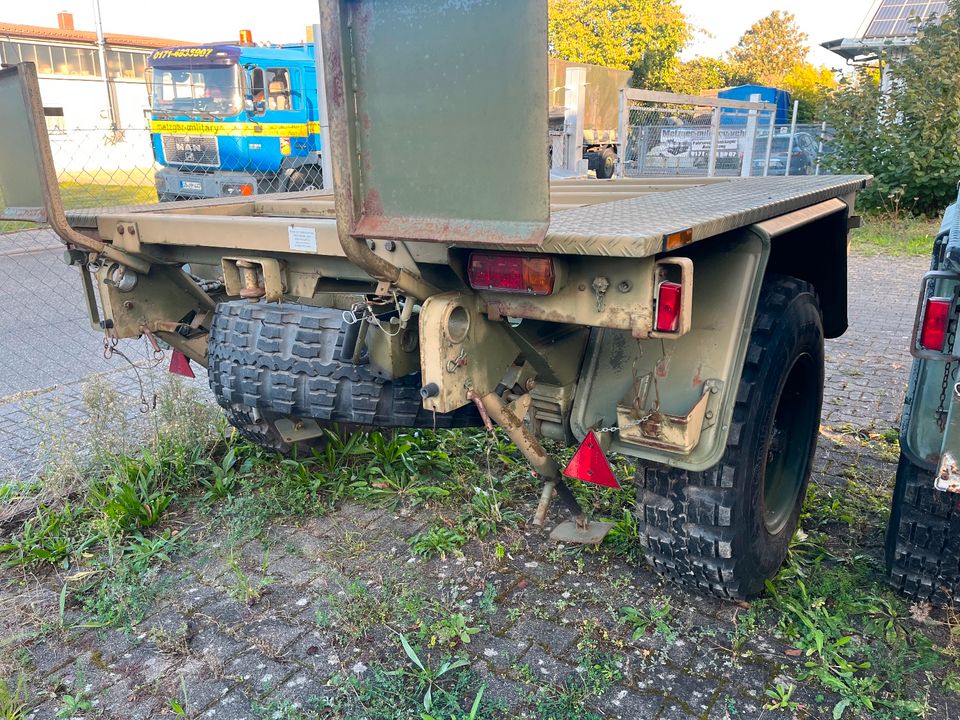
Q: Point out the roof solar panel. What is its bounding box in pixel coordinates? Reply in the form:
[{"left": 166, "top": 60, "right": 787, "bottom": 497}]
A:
[{"left": 863, "top": 0, "right": 947, "bottom": 38}]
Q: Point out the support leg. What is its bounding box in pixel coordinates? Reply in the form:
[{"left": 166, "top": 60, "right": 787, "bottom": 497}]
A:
[{"left": 478, "top": 391, "right": 613, "bottom": 545}]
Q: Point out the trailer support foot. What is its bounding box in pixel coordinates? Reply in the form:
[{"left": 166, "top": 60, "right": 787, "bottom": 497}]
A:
[{"left": 478, "top": 391, "right": 613, "bottom": 545}]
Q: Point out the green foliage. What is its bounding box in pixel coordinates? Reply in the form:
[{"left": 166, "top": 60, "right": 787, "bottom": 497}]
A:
[
  {"left": 341, "top": 633, "right": 475, "bottom": 717},
  {"left": 430, "top": 613, "right": 481, "bottom": 647},
  {"left": 728, "top": 11, "right": 808, "bottom": 86},
  {"left": 781, "top": 64, "right": 838, "bottom": 122},
  {"left": 764, "top": 683, "right": 799, "bottom": 712},
  {"left": 547, "top": 0, "right": 691, "bottom": 87},
  {"left": 410, "top": 527, "right": 468, "bottom": 559},
  {"left": 823, "top": 0, "right": 960, "bottom": 216},
  {"left": 659, "top": 56, "right": 735, "bottom": 95},
  {"left": 56, "top": 688, "right": 92, "bottom": 718},
  {"left": 620, "top": 599, "right": 675, "bottom": 642},
  {"left": 0, "top": 676, "right": 28, "bottom": 720}
]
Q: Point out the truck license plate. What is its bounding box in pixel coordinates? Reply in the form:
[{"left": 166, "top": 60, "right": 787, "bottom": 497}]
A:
[{"left": 180, "top": 180, "right": 203, "bottom": 192}]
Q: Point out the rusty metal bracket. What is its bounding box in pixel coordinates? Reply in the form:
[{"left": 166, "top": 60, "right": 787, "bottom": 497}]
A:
[{"left": 222, "top": 257, "right": 286, "bottom": 303}]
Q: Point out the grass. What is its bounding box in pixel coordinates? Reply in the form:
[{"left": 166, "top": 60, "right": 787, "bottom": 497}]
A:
[
  {"left": 849, "top": 213, "right": 942, "bottom": 257},
  {"left": 3, "top": 382, "right": 959, "bottom": 718},
  {"left": 0, "top": 178, "right": 157, "bottom": 233}
]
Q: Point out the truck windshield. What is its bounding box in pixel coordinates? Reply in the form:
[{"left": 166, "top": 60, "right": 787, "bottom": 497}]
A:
[{"left": 148, "top": 65, "right": 242, "bottom": 117}]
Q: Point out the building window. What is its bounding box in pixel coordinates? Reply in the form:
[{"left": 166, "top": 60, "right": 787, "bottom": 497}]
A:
[
  {"left": 0, "top": 40, "right": 101, "bottom": 77},
  {"left": 43, "top": 106, "right": 65, "bottom": 133},
  {"left": 106, "top": 49, "right": 148, "bottom": 80}
]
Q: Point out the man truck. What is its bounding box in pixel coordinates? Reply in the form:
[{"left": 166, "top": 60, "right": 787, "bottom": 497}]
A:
[
  {"left": 1, "top": 0, "right": 873, "bottom": 601},
  {"left": 147, "top": 34, "right": 325, "bottom": 201}
]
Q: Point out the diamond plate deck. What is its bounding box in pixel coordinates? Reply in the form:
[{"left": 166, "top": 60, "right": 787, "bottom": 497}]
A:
[
  {"left": 526, "top": 175, "right": 868, "bottom": 258},
  {"left": 63, "top": 175, "right": 868, "bottom": 260}
]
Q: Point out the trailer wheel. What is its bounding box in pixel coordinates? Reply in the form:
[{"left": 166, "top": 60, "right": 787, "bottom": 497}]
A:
[
  {"left": 634, "top": 275, "right": 824, "bottom": 599},
  {"left": 287, "top": 166, "right": 323, "bottom": 192},
  {"left": 886, "top": 453, "right": 960, "bottom": 603},
  {"left": 597, "top": 148, "right": 617, "bottom": 179}
]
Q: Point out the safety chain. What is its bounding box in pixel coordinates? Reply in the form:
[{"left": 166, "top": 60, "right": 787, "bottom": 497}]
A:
[
  {"left": 936, "top": 284, "right": 960, "bottom": 431},
  {"left": 593, "top": 410, "right": 656, "bottom": 435},
  {"left": 101, "top": 332, "right": 162, "bottom": 414}
]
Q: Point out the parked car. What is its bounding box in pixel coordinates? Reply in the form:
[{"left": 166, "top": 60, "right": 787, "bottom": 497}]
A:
[{"left": 754, "top": 132, "right": 819, "bottom": 176}]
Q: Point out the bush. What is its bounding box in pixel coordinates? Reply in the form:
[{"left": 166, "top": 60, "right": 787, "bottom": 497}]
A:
[{"left": 822, "top": 0, "right": 960, "bottom": 216}]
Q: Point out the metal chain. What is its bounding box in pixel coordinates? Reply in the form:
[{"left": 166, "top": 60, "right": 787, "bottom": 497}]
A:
[{"left": 594, "top": 410, "right": 656, "bottom": 435}]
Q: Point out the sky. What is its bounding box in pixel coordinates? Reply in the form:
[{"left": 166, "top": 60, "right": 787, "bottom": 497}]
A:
[{"left": 5, "top": 0, "right": 875, "bottom": 70}]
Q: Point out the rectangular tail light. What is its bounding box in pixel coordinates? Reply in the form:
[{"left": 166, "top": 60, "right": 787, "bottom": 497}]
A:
[
  {"left": 467, "top": 252, "right": 556, "bottom": 295},
  {"left": 655, "top": 281, "right": 682, "bottom": 333},
  {"left": 920, "top": 297, "right": 951, "bottom": 351}
]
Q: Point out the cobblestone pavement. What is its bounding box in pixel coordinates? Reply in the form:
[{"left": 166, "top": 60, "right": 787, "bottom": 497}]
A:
[{"left": 0, "top": 232, "right": 947, "bottom": 719}]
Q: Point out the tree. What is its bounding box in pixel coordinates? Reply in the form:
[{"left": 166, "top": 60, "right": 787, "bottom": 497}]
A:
[
  {"left": 780, "top": 64, "right": 838, "bottom": 122},
  {"left": 823, "top": 0, "right": 960, "bottom": 215},
  {"left": 660, "top": 57, "right": 735, "bottom": 95},
  {"left": 548, "top": 0, "right": 692, "bottom": 88},
  {"left": 729, "top": 11, "right": 808, "bottom": 87}
]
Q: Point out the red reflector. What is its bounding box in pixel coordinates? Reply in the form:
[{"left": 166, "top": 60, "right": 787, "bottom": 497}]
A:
[
  {"left": 562, "top": 431, "right": 621, "bottom": 489},
  {"left": 467, "top": 252, "right": 555, "bottom": 295},
  {"left": 921, "top": 297, "right": 951, "bottom": 351},
  {"left": 169, "top": 350, "right": 195, "bottom": 378},
  {"left": 655, "top": 281, "right": 682, "bottom": 333}
]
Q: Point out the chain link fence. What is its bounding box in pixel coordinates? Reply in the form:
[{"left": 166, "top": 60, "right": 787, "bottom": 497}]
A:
[
  {"left": 619, "top": 90, "right": 832, "bottom": 179},
  {"left": 0, "top": 126, "right": 213, "bottom": 481}
]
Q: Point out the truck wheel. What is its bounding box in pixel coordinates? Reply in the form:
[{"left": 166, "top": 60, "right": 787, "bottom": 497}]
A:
[
  {"left": 597, "top": 148, "right": 617, "bottom": 179},
  {"left": 886, "top": 453, "right": 960, "bottom": 603},
  {"left": 635, "top": 275, "right": 824, "bottom": 599},
  {"left": 207, "top": 301, "right": 482, "bottom": 443},
  {"left": 287, "top": 167, "right": 323, "bottom": 192}
]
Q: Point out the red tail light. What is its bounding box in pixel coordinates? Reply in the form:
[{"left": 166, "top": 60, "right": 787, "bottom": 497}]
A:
[
  {"left": 467, "top": 252, "right": 556, "bottom": 295},
  {"left": 655, "top": 281, "right": 682, "bottom": 333},
  {"left": 920, "top": 297, "right": 951, "bottom": 351}
]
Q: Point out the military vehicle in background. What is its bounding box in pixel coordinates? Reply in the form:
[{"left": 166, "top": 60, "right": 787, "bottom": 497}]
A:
[{"left": 888, "top": 197, "right": 960, "bottom": 602}]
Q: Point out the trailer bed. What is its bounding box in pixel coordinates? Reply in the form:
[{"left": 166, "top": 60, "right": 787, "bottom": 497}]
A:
[{"left": 63, "top": 175, "right": 867, "bottom": 260}]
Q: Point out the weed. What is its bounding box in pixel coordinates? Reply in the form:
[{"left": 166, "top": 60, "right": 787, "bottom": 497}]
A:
[
  {"left": 227, "top": 550, "right": 275, "bottom": 606},
  {"left": 56, "top": 688, "right": 92, "bottom": 718},
  {"left": 764, "top": 683, "right": 799, "bottom": 712},
  {"left": 330, "top": 633, "right": 479, "bottom": 719},
  {"left": 0, "top": 676, "right": 28, "bottom": 720},
  {"left": 410, "top": 526, "right": 468, "bottom": 559},
  {"left": 620, "top": 599, "right": 675, "bottom": 642},
  {"left": 478, "top": 584, "right": 497, "bottom": 615},
  {"left": 430, "top": 613, "right": 481, "bottom": 647}
]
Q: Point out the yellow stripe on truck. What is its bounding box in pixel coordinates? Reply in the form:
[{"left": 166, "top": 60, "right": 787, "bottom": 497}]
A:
[{"left": 151, "top": 120, "right": 322, "bottom": 137}]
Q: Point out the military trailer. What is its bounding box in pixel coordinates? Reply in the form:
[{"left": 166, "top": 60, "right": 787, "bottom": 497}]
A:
[
  {"left": 0, "top": 0, "right": 870, "bottom": 600},
  {"left": 888, "top": 197, "right": 960, "bottom": 603}
]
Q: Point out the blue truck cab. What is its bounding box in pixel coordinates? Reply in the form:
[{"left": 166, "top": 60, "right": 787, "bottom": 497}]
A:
[{"left": 146, "top": 40, "right": 323, "bottom": 200}]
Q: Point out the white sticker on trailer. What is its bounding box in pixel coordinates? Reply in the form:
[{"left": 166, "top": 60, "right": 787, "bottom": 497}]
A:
[{"left": 288, "top": 225, "right": 318, "bottom": 253}]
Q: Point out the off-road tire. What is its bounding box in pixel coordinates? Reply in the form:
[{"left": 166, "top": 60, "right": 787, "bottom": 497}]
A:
[
  {"left": 207, "top": 301, "right": 482, "bottom": 446},
  {"left": 886, "top": 453, "right": 960, "bottom": 603},
  {"left": 634, "top": 275, "right": 824, "bottom": 599},
  {"left": 597, "top": 148, "right": 617, "bottom": 179}
]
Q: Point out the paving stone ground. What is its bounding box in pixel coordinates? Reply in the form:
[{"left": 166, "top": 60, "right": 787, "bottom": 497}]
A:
[{"left": 0, "top": 230, "right": 947, "bottom": 719}]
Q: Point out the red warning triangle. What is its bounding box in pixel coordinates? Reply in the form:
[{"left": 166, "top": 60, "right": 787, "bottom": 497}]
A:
[
  {"left": 562, "top": 431, "right": 620, "bottom": 489},
  {"left": 169, "top": 350, "right": 195, "bottom": 378}
]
